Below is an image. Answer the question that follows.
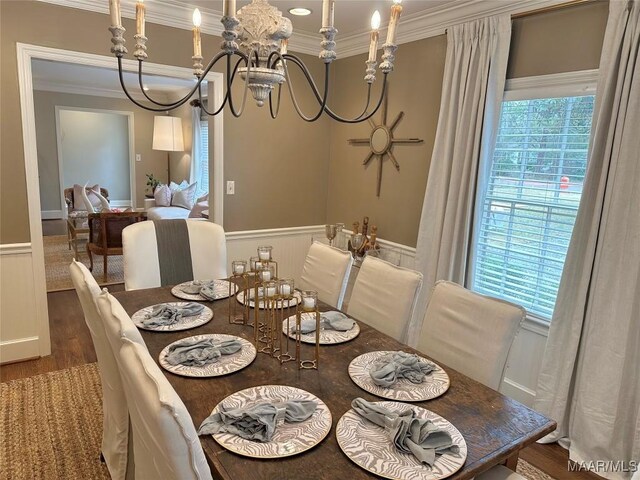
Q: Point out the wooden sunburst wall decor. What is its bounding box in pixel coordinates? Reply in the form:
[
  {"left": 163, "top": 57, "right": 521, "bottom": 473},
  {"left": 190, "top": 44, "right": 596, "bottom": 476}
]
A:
[{"left": 348, "top": 95, "right": 423, "bottom": 197}]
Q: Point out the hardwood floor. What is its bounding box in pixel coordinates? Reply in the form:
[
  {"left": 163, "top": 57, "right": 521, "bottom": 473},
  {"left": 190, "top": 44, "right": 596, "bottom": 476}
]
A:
[{"left": 0, "top": 287, "right": 603, "bottom": 480}]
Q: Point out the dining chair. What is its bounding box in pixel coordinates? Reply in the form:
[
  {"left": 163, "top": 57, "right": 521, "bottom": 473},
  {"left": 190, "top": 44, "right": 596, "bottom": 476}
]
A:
[
  {"left": 416, "top": 280, "right": 525, "bottom": 391},
  {"left": 95, "top": 289, "right": 147, "bottom": 352},
  {"left": 418, "top": 281, "right": 527, "bottom": 480},
  {"left": 347, "top": 255, "right": 423, "bottom": 341},
  {"left": 69, "top": 260, "right": 132, "bottom": 480},
  {"left": 87, "top": 211, "right": 147, "bottom": 282},
  {"left": 117, "top": 337, "right": 213, "bottom": 480},
  {"left": 122, "top": 219, "right": 227, "bottom": 291},
  {"left": 297, "top": 241, "right": 354, "bottom": 310}
]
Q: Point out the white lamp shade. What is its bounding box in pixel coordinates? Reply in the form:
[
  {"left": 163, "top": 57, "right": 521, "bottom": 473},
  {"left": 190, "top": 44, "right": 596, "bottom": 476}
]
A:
[{"left": 152, "top": 116, "right": 184, "bottom": 152}]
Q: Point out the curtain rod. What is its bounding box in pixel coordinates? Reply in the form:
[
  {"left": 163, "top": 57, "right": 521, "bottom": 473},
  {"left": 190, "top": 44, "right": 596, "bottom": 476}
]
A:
[{"left": 511, "top": 0, "right": 596, "bottom": 19}]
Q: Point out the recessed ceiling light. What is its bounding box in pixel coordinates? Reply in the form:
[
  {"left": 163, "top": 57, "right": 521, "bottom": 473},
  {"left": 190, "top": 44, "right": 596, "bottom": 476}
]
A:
[
  {"left": 143, "top": 85, "right": 150, "bottom": 91},
  {"left": 288, "top": 7, "right": 312, "bottom": 16}
]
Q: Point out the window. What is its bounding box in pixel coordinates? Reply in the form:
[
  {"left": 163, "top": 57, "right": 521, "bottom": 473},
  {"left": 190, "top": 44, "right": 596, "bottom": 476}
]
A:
[
  {"left": 195, "top": 120, "right": 209, "bottom": 198},
  {"left": 470, "top": 78, "right": 596, "bottom": 321}
]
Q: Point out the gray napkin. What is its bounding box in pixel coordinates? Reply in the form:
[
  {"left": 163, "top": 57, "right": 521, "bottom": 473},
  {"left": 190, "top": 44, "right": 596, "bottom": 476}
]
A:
[
  {"left": 200, "top": 283, "right": 224, "bottom": 301},
  {"left": 351, "top": 397, "right": 459, "bottom": 467},
  {"left": 369, "top": 351, "right": 436, "bottom": 388},
  {"left": 142, "top": 302, "right": 204, "bottom": 327},
  {"left": 166, "top": 337, "right": 243, "bottom": 367},
  {"left": 293, "top": 311, "right": 356, "bottom": 334},
  {"left": 198, "top": 400, "right": 317, "bottom": 442},
  {"left": 180, "top": 280, "right": 215, "bottom": 295}
]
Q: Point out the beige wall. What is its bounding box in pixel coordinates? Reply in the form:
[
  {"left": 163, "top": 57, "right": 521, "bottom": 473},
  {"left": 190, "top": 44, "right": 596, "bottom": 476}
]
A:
[
  {"left": 508, "top": 1, "right": 608, "bottom": 79},
  {"left": 33, "top": 90, "right": 169, "bottom": 210},
  {"left": 1, "top": 1, "right": 609, "bottom": 246},
  {"left": 0, "top": 1, "right": 330, "bottom": 243},
  {"left": 326, "top": 1, "right": 609, "bottom": 247},
  {"left": 326, "top": 35, "right": 447, "bottom": 247}
]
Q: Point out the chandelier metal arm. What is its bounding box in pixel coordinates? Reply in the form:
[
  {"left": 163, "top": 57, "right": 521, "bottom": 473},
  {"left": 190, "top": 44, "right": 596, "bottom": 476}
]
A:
[
  {"left": 198, "top": 54, "right": 247, "bottom": 116},
  {"left": 225, "top": 52, "right": 253, "bottom": 118},
  {"left": 279, "top": 53, "right": 389, "bottom": 124}
]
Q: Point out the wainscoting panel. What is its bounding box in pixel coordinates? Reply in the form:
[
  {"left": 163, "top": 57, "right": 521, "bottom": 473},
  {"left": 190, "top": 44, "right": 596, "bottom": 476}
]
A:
[
  {"left": 226, "top": 225, "right": 325, "bottom": 281},
  {"left": 0, "top": 243, "right": 43, "bottom": 363}
]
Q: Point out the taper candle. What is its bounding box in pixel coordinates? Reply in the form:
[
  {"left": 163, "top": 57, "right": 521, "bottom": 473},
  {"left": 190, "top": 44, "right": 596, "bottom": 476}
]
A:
[
  {"left": 192, "top": 9, "right": 202, "bottom": 57},
  {"left": 109, "top": 0, "right": 121, "bottom": 27},
  {"left": 368, "top": 11, "right": 380, "bottom": 62},
  {"left": 223, "top": 0, "right": 236, "bottom": 17},
  {"left": 136, "top": 0, "right": 146, "bottom": 37},
  {"left": 385, "top": 0, "right": 403, "bottom": 45},
  {"left": 322, "top": 0, "right": 335, "bottom": 28}
]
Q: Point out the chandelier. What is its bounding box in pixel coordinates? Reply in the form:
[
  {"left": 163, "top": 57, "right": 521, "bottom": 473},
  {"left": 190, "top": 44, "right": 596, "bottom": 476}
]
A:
[{"left": 108, "top": 0, "right": 403, "bottom": 123}]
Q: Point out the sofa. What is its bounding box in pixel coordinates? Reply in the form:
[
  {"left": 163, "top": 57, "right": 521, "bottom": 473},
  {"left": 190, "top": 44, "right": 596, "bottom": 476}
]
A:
[
  {"left": 145, "top": 182, "right": 208, "bottom": 220},
  {"left": 144, "top": 197, "right": 208, "bottom": 220}
]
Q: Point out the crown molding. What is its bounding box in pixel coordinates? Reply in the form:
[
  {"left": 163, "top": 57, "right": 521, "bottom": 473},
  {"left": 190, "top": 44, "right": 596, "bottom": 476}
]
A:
[{"left": 37, "top": 0, "right": 578, "bottom": 58}]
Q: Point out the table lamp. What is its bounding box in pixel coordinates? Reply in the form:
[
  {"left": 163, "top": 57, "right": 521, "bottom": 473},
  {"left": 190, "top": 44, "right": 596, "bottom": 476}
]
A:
[{"left": 152, "top": 115, "right": 184, "bottom": 183}]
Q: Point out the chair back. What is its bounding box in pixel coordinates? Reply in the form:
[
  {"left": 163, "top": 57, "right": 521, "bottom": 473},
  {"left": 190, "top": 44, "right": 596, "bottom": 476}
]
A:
[
  {"left": 122, "top": 219, "right": 227, "bottom": 291},
  {"left": 95, "top": 290, "right": 146, "bottom": 353},
  {"left": 88, "top": 211, "right": 146, "bottom": 251},
  {"left": 69, "top": 260, "right": 130, "bottom": 480},
  {"left": 298, "top": 241, "right": 354, "bottom": 309},
  {"left": 117, "top": 338, "right": 213, "bottom": 480},
  {"left": 417, "top": 281, "right": 525, "bottom": 390},
  {"left": 347, "top": 256, "right": 423, "bottom": 341}
]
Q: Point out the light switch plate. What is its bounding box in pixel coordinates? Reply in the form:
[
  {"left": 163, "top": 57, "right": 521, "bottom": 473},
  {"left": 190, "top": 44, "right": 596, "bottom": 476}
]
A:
[
  {"left": 135, "top": 154, "right": 142, "bottom": 162},
  {"left": 226, "top": 180, "right": 235, "bottom": 195}
]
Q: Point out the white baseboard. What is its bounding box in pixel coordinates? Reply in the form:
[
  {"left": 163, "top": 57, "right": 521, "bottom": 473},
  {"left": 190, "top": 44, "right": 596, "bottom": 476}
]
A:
[
  {"left": 110, "top": 200, "right": 132, "bottom": 208},
  {"left": 41, "top": 210, "right": 63, "bottom": 220},
  {"left": 500, "top": 377, "right": 537, "bottom": 407},
  {"left": 0, "top": 336, "right": 40, "bottom": 364}
]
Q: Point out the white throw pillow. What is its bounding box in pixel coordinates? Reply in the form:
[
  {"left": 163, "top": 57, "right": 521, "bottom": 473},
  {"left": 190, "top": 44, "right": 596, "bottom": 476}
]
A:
[
  {"left": 73, "top": 184, "right": 102, "bottom": 210},
  {"left": 154, "top": 184, "right": 172, "bottom": 207},
  {"left": 171, "top": 182, "right": 197, "bottom": 210}
]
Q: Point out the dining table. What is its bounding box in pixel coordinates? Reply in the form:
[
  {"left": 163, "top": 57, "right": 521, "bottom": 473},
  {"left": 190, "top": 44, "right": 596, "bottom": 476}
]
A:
[{"left": 114, "top": 284, "right": 556, "bottom": 480}]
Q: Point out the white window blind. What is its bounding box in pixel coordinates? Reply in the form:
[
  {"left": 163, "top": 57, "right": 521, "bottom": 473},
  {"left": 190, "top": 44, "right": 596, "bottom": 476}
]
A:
[
  {"left": 471, "top": 94, "right": 595, "bottom": 320},
  {"left": 196, "top": 120, "right": 209, "bottom": 197}
]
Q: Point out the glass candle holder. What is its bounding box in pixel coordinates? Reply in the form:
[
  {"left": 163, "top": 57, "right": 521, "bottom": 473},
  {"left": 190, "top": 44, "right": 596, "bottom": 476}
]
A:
[
  {"left": 257, "top": 245, "right": 273, "bottom": 261},
  {"left": 278, "top": 279, "right": 294, "bottom": 298},
  {"left": 301, "top": 290, "right": 318, "bottom": 311},
  {"left": 249, "top": 256, "right": 260, "bottom": 272},
  {"left": 232, "top": 260, "right": 247, "bottom": 275},
  {"left": 258, "top": 262, "right": 275, "bottom": 282},
  {"left": 264, "top": 281, "right": 277, "bottom": 298}
]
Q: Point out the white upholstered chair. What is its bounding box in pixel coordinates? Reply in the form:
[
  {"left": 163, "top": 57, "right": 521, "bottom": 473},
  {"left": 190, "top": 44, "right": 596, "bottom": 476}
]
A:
[
  {"left": 117, "top": 338, "right": 213, "bottom": 480},
  {"left": 122, "top": 219, "right": 227, "bottom": 291},
  {"left": 418, "top": 281, "right": 526, "bottom": 480},
  {"left": 416, "top": 280, "right": 525, "bottom": 390},
  {"left": 69, "top": 260, "right": 132, "bottom": 480},
  {"left": 347, "top": 256, "right": 423, "bottom": 341},
  {"left": 297, "top": 241, "right": 354, "bottom": 309},
  {"left": 95, "top": 289, "right": 146, "bottom": 352}
]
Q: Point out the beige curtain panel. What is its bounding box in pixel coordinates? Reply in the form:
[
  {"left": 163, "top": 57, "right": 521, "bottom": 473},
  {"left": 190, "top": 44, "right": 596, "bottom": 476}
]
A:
[
  {"left": 534, "top": 1, "right": 640, "bottom": 478},
  {"left": 406, "top": 14, "right": 512, "bottom": 344}
]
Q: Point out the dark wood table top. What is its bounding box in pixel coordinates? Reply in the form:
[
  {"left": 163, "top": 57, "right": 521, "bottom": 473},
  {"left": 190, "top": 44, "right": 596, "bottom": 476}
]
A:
[{"left": 114, "top": 286, "right": 556, "bottom": 480}]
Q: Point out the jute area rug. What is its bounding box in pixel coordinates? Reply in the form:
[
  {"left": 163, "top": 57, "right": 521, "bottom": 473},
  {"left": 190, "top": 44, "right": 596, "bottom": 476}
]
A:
[
  {"left": 44, "top": 235, "right": 124, "bottom": 292},
  {"left": 0, "top": 363, "right": 556, "bottom": 480}
]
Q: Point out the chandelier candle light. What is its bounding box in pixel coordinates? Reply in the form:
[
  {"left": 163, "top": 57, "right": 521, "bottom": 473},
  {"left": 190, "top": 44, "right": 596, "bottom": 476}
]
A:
[{"left": 107, "top": 0, "right": 403, "bottom": 123}]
